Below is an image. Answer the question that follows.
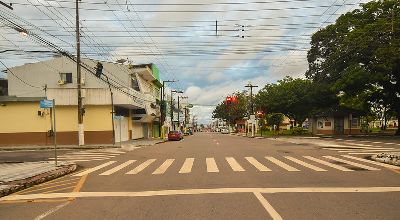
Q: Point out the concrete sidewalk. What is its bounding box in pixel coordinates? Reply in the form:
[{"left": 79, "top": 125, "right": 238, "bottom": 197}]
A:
[
  {"left": 0, "top": 138, "right": 166, "bottom": 151},
  {"left": 0, "top": 161, "right": 76, "bottom": 197}
]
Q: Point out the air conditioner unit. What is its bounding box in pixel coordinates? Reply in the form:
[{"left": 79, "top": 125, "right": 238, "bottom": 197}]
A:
[{"left": 58, "top": 80, "right": 65, "bottom": 85}]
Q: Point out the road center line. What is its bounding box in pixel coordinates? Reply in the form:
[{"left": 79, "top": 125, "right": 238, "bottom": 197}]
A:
[
  {"left": 3, "top": 187, "right": 400, "bottom": 202},
  {"left": 34, "top": 201, "right": 70, "bottom": 220},
  {"left": 253, "top": 192, "right": 283, "bottom": 220}
]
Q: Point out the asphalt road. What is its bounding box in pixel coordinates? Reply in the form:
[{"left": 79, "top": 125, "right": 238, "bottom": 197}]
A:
[{"left": 1, "top": 133, "right": 399, "bottom": 220}]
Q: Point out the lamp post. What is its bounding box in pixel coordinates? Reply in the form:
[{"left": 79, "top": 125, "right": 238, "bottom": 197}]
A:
[
  {"left": 178, "top": 96, "right": 188, "bottom": 131},
  {"left": 170, "top": 90, "right": 183, "bottom": 130},
  {"left": 160, "top": 80, "right": 177, "bottom": 137}
]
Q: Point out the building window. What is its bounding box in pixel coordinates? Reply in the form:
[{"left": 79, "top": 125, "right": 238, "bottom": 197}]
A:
[
  {"left": 325, "top": 121, "right": 332, "bottom": 127},
  {"left": 351, "top": 118, "right": 358, "bottom": 127},
  {"left": 60, "top": 73, "right": 72, "bottom": 84},
  {"left": 131, "top": 75, "right": 140, "bottom": 91}
]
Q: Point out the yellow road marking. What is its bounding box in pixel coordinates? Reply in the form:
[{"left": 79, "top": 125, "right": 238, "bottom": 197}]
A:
[
  {"left": 40, "top": 186, "right": 75, "bottom": 194},
  {"left": 0, "top": 199, "right": 70, "bottom": 204},
  {"left": 17, "top": 182, "right": 76, "bottom": 195},
  {"left": 73, "top": 174, "right": 88, "bottom": 193},
  {"left": 391, "top": 169, "right": 400, "bottom": 174},
  {"left": 2, "top": 187, "right": 400, "bottom": 201},
  {"left": 13, "top": 176, "right": 80, "bottom": 195}
]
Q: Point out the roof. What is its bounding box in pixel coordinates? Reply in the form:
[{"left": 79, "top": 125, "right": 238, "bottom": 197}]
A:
[
  {"left": 0, "top": 96, "right": 45, "bottom": 102},
  {"left": 314, "top": 106, "right": 366, "bottom": 117}
]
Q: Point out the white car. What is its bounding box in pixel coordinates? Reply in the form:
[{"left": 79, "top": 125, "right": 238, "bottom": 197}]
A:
[{"left": 221, "top": 129, "right": 229, "bottom": 134}]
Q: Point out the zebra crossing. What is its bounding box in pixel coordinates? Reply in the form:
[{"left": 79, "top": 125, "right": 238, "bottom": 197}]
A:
[
  {"left": 48, "top": 149, "right": 127, "bottom": 162},
  {"left": 320, "top": 139, "right": 400, "bottom": 155},
  {"left": 73, "top": 155, "right": 399, "bottom": 177}
]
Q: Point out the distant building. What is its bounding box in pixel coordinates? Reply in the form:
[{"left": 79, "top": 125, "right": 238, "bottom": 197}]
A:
[
  {"left": 309, "top": 107, "right": 363, "bottom": 135},
  {"left": 0, "top": 57, "right": 162, "bottom": 146}
]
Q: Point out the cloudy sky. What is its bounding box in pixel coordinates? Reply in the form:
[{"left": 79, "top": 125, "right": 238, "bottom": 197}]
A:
[{"left": 0, "top": 0, "right": 369, "bottom": 123}]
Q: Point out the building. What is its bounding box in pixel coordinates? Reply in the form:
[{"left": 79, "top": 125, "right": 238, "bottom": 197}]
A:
[
  {"left": 0, "top": 78, "right": 7, "bottom": 96},
  {"left": 309, "top": 108, "right": 363, "bottom": 135},
  {"left": 0, "top": 57, "right": 162, "bottom": 146}
]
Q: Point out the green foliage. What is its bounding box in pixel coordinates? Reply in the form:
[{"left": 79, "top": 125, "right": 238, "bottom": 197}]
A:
[
  {"left": 306, "top": 0, "right": 400, "bottom": 134},
  {"left": 212, "top": 91, "right": 249, "bottom": 125},
  {"left": 255, "top": 77, "right": 335, "bottom": 125},
  {"left": 266, "top": 113, "right": 284, "bottom": 130}
]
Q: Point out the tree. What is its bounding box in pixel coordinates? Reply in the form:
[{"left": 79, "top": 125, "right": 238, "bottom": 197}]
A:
[
  {"left": 266, "top": 113, "right": 284, "bottom": 130},
  {"left": 212, "top": 91, "right": 249, "bottom": 126},
  {"left": 306, "top": 0, "right": 400, "bottom": 134},
  {"left": 255, "top": 77, "right": 335, "bottom": 126}
]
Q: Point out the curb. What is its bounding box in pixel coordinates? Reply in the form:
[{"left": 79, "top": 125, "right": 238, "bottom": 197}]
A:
[
  {"left": 0, "top": 163, "right": 77, "bottom": 198},
  {"left": 0, "top": 145, "right": 122, "bottom": 152},
  {"left": 371, "top": 154, "right": 400, "bottom": 166}
]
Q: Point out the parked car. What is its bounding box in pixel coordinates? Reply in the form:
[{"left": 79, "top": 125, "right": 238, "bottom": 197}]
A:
[
  {"left": 168, "top": 130, "right": 184, "bottom": 141},
  {"left": 221, "top": 128, "right": 229, "bottom": 134}
]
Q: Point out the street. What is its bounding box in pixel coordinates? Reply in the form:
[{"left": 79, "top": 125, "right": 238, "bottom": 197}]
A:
[{"left": 1, "top": 133, "right": 399, "bottom": 220}]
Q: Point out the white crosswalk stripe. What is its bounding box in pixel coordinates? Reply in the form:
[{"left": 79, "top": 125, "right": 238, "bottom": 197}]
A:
[
  {"left": 265, "top": 157, "right": 300, "bottom": 171},
  {"left": 99, "top": 160, "right": 136, "bottom": 176},
  {"left": 341, "top": 155, "right": 400, "bottom": 170},
  {"left": 179, "top": 158, "right": 195, "bottom": 174},
  {"left": 152, "top": 159, "right": 175, "bottom": 175},
  {"left": 225, "top": 157, "right": 245, "bottom": 172},
  {"left": 245, "top": 157, "right": 271, "bottom": 171},
  {"left": 284, "top": 156, "right": 327, "bottom": 171},
  {"left": 72, "top": 155, "right": 391, "bottom": 176},
  {"left": 206, "top": 158, "right": 219, "bottom": 173},
  {"left": 303, "top": 156, "right": 353, "bottom": 172},
  {"left": 323, "top": 156, "right": 380, "bottom": 171},
  {"left": 48, "top": 150, "right": 126, "bottom": 162},
  {"left": 74, "top": 161, "right": 117, "bottom": 176},
  {"left": 126, "top": 159, "right": 156, "bottom": 175}
]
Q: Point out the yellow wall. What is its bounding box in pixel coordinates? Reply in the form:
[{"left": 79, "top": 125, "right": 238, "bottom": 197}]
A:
[
  {"left": 0, "top": 102, "right": 112, "bottom": 133},
  {"left": 84, "top": 105, "right": 112, "bottom": 131},
  {"left": 0, "top": 102, "right": 50, "bottom": 133}
]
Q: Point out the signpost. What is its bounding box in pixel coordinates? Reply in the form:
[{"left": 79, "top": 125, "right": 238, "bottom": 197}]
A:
[{"left": 41, "top": 99, "right": 57, "bottom": 166}]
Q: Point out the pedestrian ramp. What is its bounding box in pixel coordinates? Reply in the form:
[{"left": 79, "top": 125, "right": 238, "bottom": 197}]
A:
[
  {"left": 73, "top": 155, "right": 399, "bottom": 177},
  {"left": 48, "top": 149, "right": 128, "bottom": 162}
]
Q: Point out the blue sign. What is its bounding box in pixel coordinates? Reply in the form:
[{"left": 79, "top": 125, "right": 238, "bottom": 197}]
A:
[{"left": 40, "top": 100, "right": 54, "bottom": 108}]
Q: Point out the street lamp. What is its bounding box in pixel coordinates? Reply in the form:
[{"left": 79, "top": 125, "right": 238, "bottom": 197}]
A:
[
  {"left": 178, "top": 96, "right": 188, "bottom": 131},
  {"left": 160, "top": 80, "right": 177, "bottom": 137},
  {"left": 170, "top": 90, "right": 183, "bottom": 130}
]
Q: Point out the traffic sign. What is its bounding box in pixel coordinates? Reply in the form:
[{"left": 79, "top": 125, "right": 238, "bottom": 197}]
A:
[{"left": 40, "top": 100, "right": 54, "bottom": 108}]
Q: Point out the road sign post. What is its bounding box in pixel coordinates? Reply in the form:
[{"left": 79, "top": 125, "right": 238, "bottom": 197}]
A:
[{"left": 41, "top": 99, "right": 57, "bottom": 166}]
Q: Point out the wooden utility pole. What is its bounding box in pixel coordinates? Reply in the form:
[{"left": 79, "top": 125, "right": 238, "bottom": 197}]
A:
[
  {"left": 245, "top": 83, "right": 258, "bottom": 115},
  {"left": 76, "top": 0, "right": 84, "bottom": 145},
  {"left": 0, "top": 1, "right": 13, "bottom": 10}
]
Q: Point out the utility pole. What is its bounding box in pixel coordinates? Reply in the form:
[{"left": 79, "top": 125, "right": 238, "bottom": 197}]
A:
[
  {"left": 76, "top": 0, "right": 84, "bottom": 146},
  {"left": 160, "top": 80, "right": 177, "bottom": 136},
  {"left": 177, "top": 96, "right": 188, "bottom": 131},
  {"left": 245, "top": 83, "right": 258, "bottom": 137},
  {"left": 0, "top": 1, "right": 13, "bottom": 10},
  {"left": 245, "top": 83, "right": 258, "bottom": 115},
  {"left": 170, "top": 90, "right": 183, "bottom": 130}
]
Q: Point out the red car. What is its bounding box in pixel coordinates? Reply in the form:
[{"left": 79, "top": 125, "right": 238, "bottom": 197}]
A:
[{"left": 168, "top": 130, "right": 183, "bottom": 141}]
